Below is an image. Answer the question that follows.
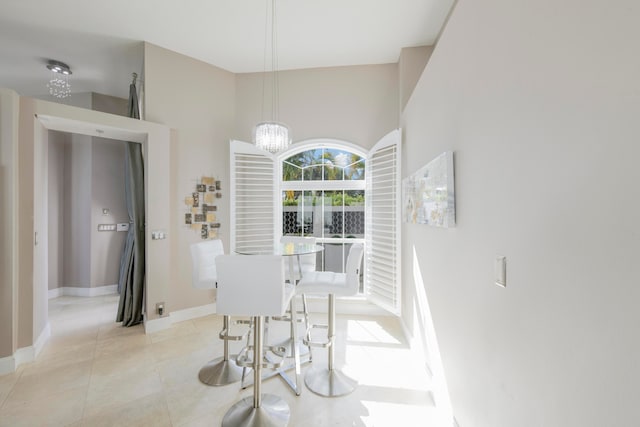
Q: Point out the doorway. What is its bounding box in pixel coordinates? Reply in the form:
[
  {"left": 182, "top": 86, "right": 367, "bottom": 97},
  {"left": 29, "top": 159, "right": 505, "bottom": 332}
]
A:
[
  {"left": 31, "top": 108, "right": 172, "bottom": 354},
  {"left": 47, "top": 130, "right": 128, "bottom": 304}
]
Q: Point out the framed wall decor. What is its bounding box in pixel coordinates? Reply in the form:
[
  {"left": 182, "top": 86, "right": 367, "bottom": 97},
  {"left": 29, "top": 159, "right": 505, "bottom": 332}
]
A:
[{"left": 402, "top": 151, "right": 455, "bottom": 227}]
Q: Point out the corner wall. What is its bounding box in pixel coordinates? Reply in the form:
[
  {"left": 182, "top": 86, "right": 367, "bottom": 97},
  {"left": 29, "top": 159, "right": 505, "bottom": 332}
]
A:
[
  {"left": 401, "top": 0, "right": 640, "bottom": 425},
  {"left": 0, "top": 89, "right": 19, "bottom": 362},
  {"left": 143, "top": 42, "right": 236, "bottom": 313}
]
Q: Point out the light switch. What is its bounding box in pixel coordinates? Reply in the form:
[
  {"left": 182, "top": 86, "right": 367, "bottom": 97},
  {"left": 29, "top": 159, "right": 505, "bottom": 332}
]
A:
[
  {"left": 117, "top": 223, "right": 130, "bottom": 232},
  {"left": 495, "top": 256, "right": 506, "bottom": 288},
  {"left": 151, "top": 230, "right": 167, "bottom": 240},
  {"left": 98, "top": 224, "right": 117, "bottom": 232}
]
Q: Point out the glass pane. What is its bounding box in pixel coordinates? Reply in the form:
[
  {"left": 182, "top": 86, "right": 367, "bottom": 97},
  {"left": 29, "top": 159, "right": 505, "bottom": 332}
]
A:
[
  {"left": 319, "top": 190, "right": 365, "bottom": 239},
  {"left": 282, "top": 190, "right": 302, "bottom": 235},
  {"left": 322, "top": 190, "right": 343, "bottom": 238},
  {"left": 302, "top": 191, "right": 314, "bottom": 235},
  {"left": 284, "top": 148, "right": 364, "bottom": 182},
  {"left": 345, "top": 158, "right": 365, "bottom": 180},
  {"left": 282, "top": 161, "right": 302, "bottom": 181}
]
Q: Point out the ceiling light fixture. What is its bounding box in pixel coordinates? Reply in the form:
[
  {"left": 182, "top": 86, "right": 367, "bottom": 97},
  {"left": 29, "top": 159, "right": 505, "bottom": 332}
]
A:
[
  {"left": 254, "top": 0, "right": 291, "bottom": 154},
  {"left": 46, "top": 60, "right": 72, "bottom": 99}
]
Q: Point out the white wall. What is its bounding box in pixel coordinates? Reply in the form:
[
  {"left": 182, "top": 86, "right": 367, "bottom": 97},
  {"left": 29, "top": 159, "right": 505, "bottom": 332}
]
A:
[{"left": 401, "top": 0, "right": 640, "bottom": 426}]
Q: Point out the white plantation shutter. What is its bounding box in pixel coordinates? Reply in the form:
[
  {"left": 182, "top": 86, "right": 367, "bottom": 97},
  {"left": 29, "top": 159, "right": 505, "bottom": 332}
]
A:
[
  {"left": 365, "top": 129, "right": 401, "bottom": 315},
  {"left": 230, "top": 140, "right": 276, "bottom": 254}
]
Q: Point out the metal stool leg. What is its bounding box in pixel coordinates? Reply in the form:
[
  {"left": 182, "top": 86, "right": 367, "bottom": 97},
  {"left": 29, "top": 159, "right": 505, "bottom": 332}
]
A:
[
  {"left": 223, "top": 316, "right": 290, "bottom": 427},
  {"left": 301, "top": 294, "right": 312, "bottom": 361},
  {"left": 198, "top": 315, "right": 244, "bottom": 386},
  {"left": 304, "top": 294, "right": 357, "bottom": 397}
]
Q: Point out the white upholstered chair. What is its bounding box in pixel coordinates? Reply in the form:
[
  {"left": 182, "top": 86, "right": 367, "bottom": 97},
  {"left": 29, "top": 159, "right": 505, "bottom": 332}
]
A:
[
  {"left": 296, "top": 243, "right": 364, "bottom": 397},
  {"left": 190, "top": 239, "right": 246, "bottom": 386},
  {"left": 216, "top": 254, "right": 298, "bottom": 427}
]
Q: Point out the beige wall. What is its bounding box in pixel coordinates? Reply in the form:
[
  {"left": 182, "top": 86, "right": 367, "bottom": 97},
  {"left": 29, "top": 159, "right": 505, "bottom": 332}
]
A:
[
  {"left": 234, "top": 64, "right": 399, "bottom": 150},
  {"left": 401, "top": 0, "right": 640, "bottom": 425},
  {"left": 17, "top": 97, "right": 37, "bottom": 349},
  {"left": 90, "top": 138, "right": 127, "bottom": 287},
  {"left": 63, "top": 134, "right": 92, "bottom": 287},
  {"left": 0, "top": 89, "right": 19, "bottom": 360},
  {"left": 398, "top": 46, "right": 433, "bottom": 113},
  {"left": 47, "top": 131, "right": 68, "bottom": 290},
  {"left": 144, "top": 42, "right": 236, "bottom": 312}
]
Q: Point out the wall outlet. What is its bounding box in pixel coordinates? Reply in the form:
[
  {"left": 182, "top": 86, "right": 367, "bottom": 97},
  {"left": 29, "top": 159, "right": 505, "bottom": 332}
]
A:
[{"left": 156, "top": 302, "right": 165, "bottom": 316}]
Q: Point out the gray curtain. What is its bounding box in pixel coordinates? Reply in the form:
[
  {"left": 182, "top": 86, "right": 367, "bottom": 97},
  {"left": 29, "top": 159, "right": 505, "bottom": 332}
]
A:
[{"left": 117, "top": 77, "right": 145, "bottom": 326}]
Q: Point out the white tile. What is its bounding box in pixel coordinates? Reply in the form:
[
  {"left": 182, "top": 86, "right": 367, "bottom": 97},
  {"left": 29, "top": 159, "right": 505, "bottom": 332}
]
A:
[{"left": 0, "top": 293, "right": 446, "bottom": 425}]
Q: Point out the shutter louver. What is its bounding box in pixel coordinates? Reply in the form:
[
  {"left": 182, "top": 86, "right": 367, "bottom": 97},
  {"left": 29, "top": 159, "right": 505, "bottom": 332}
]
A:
[
  {"left": 230, "top": 141, "right": 275, "bottom": 254},
  {"left": 365, "top": 130, "right": 401, "bottom": 315}
]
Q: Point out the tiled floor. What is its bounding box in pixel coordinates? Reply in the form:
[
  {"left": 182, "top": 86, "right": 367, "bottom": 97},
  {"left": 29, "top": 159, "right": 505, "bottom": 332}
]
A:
[{"left": 0, "top": 295, "right": 445, "bottom": 426}]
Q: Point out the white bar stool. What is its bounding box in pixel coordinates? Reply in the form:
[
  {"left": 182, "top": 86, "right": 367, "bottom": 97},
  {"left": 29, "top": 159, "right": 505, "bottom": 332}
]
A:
[
  {"left": 216, "top": 254, "right": 297, "bottom": 427},
  {"left": 190, "top": 240, "right": 245, "bottom": 386},
  {"left": 296, "top": 243, "right": 364, "bottom": 397}
]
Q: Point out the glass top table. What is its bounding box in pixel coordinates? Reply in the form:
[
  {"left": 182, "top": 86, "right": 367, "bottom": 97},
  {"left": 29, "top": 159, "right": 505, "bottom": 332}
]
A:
[{"left": 235, "top": 242, "right": 324, "bottom": 257}]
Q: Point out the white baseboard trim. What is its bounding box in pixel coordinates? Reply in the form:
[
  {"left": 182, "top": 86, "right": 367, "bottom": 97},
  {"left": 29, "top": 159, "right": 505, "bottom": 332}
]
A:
[
  {"left": 170, "top": 303, "right": 216, "bottom": 323},
  {"left": 144, "top": 315, "right": 172, "bottom": 334},
  {"left": 48, "top": 287, "right": 63, "bottom": 299},
  {"left": 48, "top": 284, "right": 118, "bottom": 299},
  {"left": 34, "top": 322, "right": 51, "bottom": 359},
  {"left": 0, "top": 355, "right": 16, "bottom": 376},
  {"left": 0, "top": 322, "right": 51, "bottom": 375},
  {"left": 303, "top": 296, "right": 390, "bottom": 317},
  {"left": 400, "top": 316, "right": 433, "bottom": 379},
  {"left": 143, "top": 303, "right": 216, "bottom": 334},
  {"left": 142, "top": 298, "right": 387, "bottom": 335}
]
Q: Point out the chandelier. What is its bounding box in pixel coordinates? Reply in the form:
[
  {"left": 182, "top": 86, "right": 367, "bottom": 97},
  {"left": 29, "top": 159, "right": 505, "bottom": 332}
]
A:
[
  {"left": 46, "top": 60, "right": 72, "bottom": 99},
  {"left": 254, "top": 0, "right": 291, "bottom": 153}
]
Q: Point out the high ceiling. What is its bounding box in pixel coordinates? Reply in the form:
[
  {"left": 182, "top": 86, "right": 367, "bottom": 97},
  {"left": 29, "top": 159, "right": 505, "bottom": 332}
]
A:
[{"left": 0, "top": 0, "right": 454, "bottom": 100}]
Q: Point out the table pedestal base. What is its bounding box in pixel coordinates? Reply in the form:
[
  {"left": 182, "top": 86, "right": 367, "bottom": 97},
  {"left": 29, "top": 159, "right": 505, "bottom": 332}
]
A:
[{"left": 222, "top": 393, "right": 290, "bottom": 427}]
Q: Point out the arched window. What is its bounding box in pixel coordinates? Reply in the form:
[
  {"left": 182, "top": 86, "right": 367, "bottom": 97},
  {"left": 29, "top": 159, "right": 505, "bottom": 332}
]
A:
[{"left": 230, "top": 130, "right": 401, "bottom": 314}]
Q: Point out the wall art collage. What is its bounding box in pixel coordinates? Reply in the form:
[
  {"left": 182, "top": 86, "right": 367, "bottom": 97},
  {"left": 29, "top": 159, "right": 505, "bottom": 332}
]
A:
[{"left": 184, "top": 176, "right": 222, "bottom": 239}]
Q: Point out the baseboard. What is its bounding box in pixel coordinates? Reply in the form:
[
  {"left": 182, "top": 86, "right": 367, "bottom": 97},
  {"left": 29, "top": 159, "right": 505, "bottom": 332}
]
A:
[
  {"left": 48, "top": 287, "right": 63, "bottom": 299},
  {"left": 399, "top": 316, "right": 433, "bottom": 379},
  {"left": 0, "top": 322, "right": 51, "bottom": 375},
  {"left": 48, "top": 284, "right": 118, "bottom": 299},
  {"left": 143, "top": 303, "right": 216, "bottom": 334},
  {"left": 34, "top": 321, "right": 51, "bottom": 359},
  {"left": 304, "top": 296, "right": 390, "bottom": 317},
  {"left": 0, "top": 355, "right": 16, "bottom": 376},
  {"left": 169, "top": 303, "right": 216, "bottom": 323},
  {"left": 144, "top": 315, "right": 172, "bottom": 334}
]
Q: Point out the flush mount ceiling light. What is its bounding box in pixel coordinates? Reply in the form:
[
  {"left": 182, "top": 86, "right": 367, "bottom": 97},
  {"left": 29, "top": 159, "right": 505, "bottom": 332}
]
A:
[
  {"left": 46, "top": 60, "right": 72, "bottom": 99},
  {"left": 253, "top": 0, "right": 291, "bottom": 154}
]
